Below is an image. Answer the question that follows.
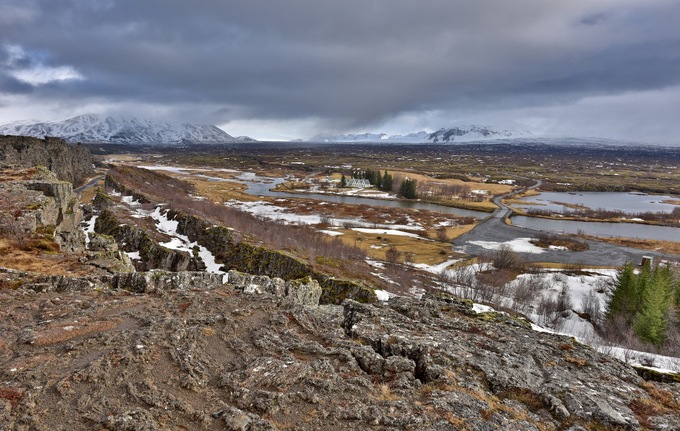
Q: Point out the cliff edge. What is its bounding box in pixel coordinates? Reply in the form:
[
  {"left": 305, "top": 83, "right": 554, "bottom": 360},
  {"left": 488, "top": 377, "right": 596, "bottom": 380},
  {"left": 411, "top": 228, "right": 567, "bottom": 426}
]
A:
[{"left": 0, "top": 135, "right": 93, "bottom": 185}]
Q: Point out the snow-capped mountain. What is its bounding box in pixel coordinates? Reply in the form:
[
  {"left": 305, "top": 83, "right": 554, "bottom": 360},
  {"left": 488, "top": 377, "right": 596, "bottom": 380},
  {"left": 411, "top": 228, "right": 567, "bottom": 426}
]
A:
[
  {"left": 0, "top": 114, "right": 251, "bottom": 145},
  {"left": 309, "top": 126, "right": 531, "bottom": 143}
]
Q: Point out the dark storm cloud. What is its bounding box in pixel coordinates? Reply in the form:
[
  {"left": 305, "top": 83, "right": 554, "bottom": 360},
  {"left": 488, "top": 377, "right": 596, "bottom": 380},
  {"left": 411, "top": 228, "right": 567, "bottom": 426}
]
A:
[{"left": 1, "top": 0, "right": 680, "bottom": 137}]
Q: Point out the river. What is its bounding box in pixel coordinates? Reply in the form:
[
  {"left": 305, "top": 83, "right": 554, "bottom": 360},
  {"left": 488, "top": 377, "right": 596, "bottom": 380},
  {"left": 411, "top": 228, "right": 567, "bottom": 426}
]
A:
[
  {"left": 241, "top": 175, "right": 487, "bottom": 219},
  {"left": 140, "top": 165, "right": 680, "bottom": 242}
]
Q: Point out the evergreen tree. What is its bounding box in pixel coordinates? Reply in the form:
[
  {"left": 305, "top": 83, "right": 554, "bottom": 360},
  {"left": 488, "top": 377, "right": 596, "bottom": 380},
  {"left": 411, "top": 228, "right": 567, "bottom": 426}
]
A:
[
  {"left": 633, "top": 266, "right": 673, "bottom": 345},
  {"left": 606, "top": 263, "right": 639, "bottom": 323},
  {"left": 381, "top": 171, "right": 393, "bottom": 191},
  {"left": 340, "top": 174, "right": 347, "bottom": 188},
  {"left": 607, "top": 262, "right": 677, "bottom": 346},
  {"left": 399, "top": 178, "right": 417, "bottom": 199}
]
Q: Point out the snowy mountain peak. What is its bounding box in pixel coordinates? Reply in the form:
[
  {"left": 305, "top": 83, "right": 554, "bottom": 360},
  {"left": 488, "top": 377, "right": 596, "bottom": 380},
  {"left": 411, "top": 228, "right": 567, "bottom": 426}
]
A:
[
  {"left": 309, "top": 126, "right": 532, "bottom": 143},
  {"left": 0, "top": 114, "right": 250, "bottom": 145}
]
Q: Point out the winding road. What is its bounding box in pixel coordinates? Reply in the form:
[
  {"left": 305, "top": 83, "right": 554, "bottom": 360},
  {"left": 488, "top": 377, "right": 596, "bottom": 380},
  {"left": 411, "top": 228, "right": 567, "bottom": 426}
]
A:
[
  {"left": 75, "top": 175, "right": 104, "bottom": 195},
  {"left": 453, "top": 180, "right": 677, "bottom": 266}
]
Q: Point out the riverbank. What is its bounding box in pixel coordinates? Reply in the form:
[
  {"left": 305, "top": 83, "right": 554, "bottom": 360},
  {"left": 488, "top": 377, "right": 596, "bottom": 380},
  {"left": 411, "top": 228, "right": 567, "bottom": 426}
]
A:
[{"left": 272, "top": 181, "right": 499, "bottom": 213}]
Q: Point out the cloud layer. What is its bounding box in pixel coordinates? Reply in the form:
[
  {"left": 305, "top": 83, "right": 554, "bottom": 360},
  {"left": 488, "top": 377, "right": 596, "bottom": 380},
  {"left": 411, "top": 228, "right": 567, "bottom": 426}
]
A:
[{"left": 1, "top": 0, "right": 679, "bottom": 142}]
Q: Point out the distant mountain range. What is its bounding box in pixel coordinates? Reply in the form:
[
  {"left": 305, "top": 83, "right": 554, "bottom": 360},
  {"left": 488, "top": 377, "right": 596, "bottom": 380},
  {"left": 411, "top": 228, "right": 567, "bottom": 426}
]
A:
[
  {"left": 0, "top": 114, "right": 254, "bottom": 145},
  {"left": 309, "top": 126, "right": 532, "bottom": 143}
]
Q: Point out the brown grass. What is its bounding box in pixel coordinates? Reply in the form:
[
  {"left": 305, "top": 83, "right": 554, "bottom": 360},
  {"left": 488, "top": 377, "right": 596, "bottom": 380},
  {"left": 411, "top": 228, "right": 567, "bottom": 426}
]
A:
[
  {"left": 375, "top": 384, "right": 401, "bottom": 401},
  {"left": 334, "top": 228, "right": 464, "bottom": 265},
  {"left": 629, "top": 382, "right": 680, "bottom": 429},
  {"left": 576, "top": 235, "right": 680, "bottom": 256},
  {"left": 188, "top": 177, "right": 256, "bottom": 202},
  {"left": 393, "top": 171, "right": 515, "bottom": 195},
  {"left": 0, "top": 239, "right": 91, "bottom": 276},
  {"left": 78, "top": 177, "right": 105, "bottom": 204},
  {"left": 0, "top": 168, "right": 40, "bottom": 182}
]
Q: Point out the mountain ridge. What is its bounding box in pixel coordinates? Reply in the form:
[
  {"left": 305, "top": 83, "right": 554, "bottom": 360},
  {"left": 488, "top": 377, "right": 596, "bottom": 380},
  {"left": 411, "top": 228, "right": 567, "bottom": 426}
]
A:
[
  {"left": 309, "top": 125, "right": 532, "bottom": 143},
  {"left": 0, "top": 114, "right": 253, "bottom": 145}
]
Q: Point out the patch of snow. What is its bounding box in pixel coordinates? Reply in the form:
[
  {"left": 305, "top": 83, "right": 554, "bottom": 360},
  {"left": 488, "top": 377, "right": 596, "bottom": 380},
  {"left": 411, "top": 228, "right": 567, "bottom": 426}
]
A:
[
  {"left": 412, "top": 259, "right": 462, "bottom": 274},
  {"left": 352, "top": 228, "right": 422, "bottom": 238},
  {"left": 319, "top": 230, "right": 343, "bottom": 236},
  {"left": 365, "top": 259, "right": 385, "bottom": 269},
  {"left": 81, "top": 215, "right": 97, "bottom": 245},
  {"left": 472, "top": 303, "right": 495, "bottom": 313},
  {"left": 126, "top": 251, "right": 141, "bottom": 260},
  {"left": 374, "top": 289, "right": 393, "bottom": 301},
  {"left": 468, "top": 238, "right": 546, "bottom": 254},
  {"left": 120, "top": 195, "right": 141, "bottom": 206},
  {"left": 146, "top": 207, "right": 225, "bottom": 275}
]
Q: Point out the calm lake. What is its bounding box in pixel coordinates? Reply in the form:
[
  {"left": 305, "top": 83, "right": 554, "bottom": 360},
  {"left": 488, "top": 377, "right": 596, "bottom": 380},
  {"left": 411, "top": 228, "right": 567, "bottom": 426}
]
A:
[
  {"left": 511, "top": 215, "right": 679, "bottom": 242},
  {"left": 513, "top": 191, "right": 679, "bottom": 214}
]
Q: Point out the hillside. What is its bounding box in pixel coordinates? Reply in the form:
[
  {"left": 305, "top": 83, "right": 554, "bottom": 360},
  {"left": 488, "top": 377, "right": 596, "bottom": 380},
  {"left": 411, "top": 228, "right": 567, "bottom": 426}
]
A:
[{"left": 0, "top": 115, "right": 252, "bottom": 145}]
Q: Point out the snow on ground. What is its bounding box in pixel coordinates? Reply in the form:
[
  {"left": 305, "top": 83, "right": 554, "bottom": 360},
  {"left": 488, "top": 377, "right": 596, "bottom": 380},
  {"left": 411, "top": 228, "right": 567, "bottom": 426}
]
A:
[
  {"left": 352, "top": 227, "right": 423, "bottom": 238},
  {"left": 412, "top": 258, "right": 463, "bottom": 274},
  {"left": 365, "top": 259, "right": 385, "bottom": 270},
  {"left": 126, "top": 251, "right": 141, "bottom": 260},
  {"left": 144, "top": 206, "right": 225, "bottom": 275},
  {"left": 120, "top": 195, "right": 141, "bottom": 206},
  {"left": 513, "top": 269, "right": 615, "bottom": 316},
  {"left": 467, "top": 267, "right": 680, "bottom": 374},
  {"left": 294, "top": 187, "right": 397, "bottom": 200},
  {"left": 374, "top": 289, "right": 394, "bottom": 301},
  {"left": 472, "top": 303, "right": 495, "bottom": 313},
  {"left": 138, "top": 165, "right": 240, "bottom": 174},
  {"left": 227, "top": 200, "right": 322, "bottom": 225},
  {"left": 468, "top": 238, "right": 545, "bottom": 254},
  {"left": 81, "top": 215, "right": 97, "bottom": 245},
  {"left": 597, "top": 345, "right": 680, "bottom": 375},
  {"left": 319, "top": 230, "right": 343, "bottom": 236}
]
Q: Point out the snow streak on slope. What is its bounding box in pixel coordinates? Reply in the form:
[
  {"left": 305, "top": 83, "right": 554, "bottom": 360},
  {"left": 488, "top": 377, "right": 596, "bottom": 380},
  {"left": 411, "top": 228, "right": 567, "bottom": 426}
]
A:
[{"left": 0, "top": 114, "right": 245, "bottom": 145}]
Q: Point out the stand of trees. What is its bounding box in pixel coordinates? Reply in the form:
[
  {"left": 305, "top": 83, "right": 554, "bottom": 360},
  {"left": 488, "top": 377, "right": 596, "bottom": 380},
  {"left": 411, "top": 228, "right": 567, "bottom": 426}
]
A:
[
  {"left": 358, "top": 168, "right": 393, "bottom": 192},
  {"left": 352, "top": 168, "right": 419, "bottom": 199},
  {"left": 398, "top": 178, "right": 417, "bottom": 199},
  {"left": 606, "top": 262, "right": 680, "bottom": 346}
]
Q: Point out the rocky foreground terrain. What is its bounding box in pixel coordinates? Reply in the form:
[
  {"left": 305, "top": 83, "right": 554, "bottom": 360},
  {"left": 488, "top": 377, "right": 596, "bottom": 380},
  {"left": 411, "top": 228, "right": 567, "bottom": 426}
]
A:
[{"left": 1, "top": 272, "right": 679, "bottom": 431}]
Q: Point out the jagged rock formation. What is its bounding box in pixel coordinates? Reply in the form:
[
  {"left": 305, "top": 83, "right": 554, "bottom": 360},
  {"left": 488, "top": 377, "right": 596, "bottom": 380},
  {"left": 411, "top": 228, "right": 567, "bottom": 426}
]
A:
[
  {"left": 0, "top": 281, "right": 677, "bottom": 430},
  {"left": 94, "top": 209, "right": 200, "bottom": 272},
  {"left": 0, "top": 135, "right": 93, "bottom": 185},
  {"left": 0, "top": 168, "right": 86, "bottom": 253}
]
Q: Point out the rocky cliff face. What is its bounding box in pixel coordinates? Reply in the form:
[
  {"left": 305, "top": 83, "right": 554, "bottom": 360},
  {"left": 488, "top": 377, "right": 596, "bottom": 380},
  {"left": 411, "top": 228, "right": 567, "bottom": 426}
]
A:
[
  {"left": 0, "top": 135, "right": 93, "bottom": 185},
  {"left": 0, "top": 281, "right": 677, "bottom": 430},
  {"left": 0, "top": 168, "right": 86, "bottom": 253}
]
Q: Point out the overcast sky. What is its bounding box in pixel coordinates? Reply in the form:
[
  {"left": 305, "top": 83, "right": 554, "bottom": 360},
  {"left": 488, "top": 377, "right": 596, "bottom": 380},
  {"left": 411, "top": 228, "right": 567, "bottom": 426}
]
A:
[{"left": 1, "top": 0, "right": 679, "bottom": 143}]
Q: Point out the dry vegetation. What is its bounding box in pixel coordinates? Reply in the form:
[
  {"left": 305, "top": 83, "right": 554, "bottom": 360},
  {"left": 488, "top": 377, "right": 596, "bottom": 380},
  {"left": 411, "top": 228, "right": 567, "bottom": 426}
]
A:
[
  {"left": 576, "top": 235, "right": 680, "bottom": 256},
  {"left": 107, "top": 166, "right": 373, "bottom": 281},
  {"left": 0, "top": 167, "right": 41, "bottom": 182},
  {"left": 530, "top": 232, "right": 589, "bottom": 252},
  {"left": 331, "top": 227, "right": 469, "bottom": 266},
  {"left": 151, "top": 166, "right": 479, "bottom": 268},
  {"left": 0, "top": 239, "right": 90, "bottom": 277}
]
